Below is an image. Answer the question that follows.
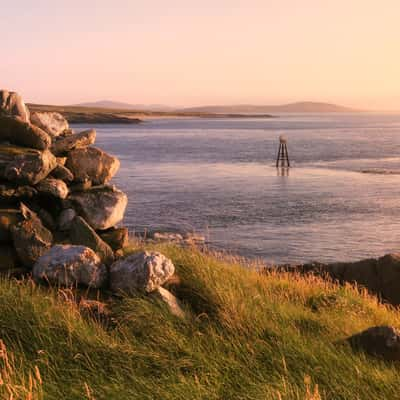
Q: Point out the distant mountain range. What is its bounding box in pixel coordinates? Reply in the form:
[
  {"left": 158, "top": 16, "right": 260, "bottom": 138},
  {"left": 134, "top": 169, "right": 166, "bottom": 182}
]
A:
[
  {"left": 73, "top": 100, "right": 174, "bottom": 111},
  {"left": 72, "top": 100, "right": 360, "bottom": 114},
  {"left": 179, "top": 102, "right": 359, "bottom": 113}
]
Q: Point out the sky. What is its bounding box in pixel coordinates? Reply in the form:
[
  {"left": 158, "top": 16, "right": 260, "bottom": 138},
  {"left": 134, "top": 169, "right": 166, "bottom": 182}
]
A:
[{"left": 1, "top": 0, "right": 400, "bottom": 109}]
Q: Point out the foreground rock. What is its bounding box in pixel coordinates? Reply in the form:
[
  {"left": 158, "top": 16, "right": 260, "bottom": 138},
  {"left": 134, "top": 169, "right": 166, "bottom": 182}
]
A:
[
  {"left": 11, "top": 209, "right": 53, "bottom": 267},
  {"left": 69, "top": 216, "right": 114, "bottom": 265},
  {"left": 66, "top": 147, "right": 120, "bottom": 185},
  {"left": 347, "top": 326, "right": 400, "bottom": 361},
  {"left": 110, "top": 251, "right": 175, "bottom": 293},
  {"left": 69, "top": 186, "right": 128, "bottom": 230},
  {"left": 0, "top": 145, "right": 56, "bottom": 185},
  {"left": 0, "top": 90, "right": 30, "bottom": 122},
  {"left": 33, "top": 245, "right": 107, "bottom": 288},
  {"left": 51, "top": 129, "right": 96, "bottom": 155},
  {"left": 30, "top": 112, "right": 69, "bottom": 137},
  {"left": 152, "top": 287, "right": 185, "bottom": 318},
  {"left": 99, "top": 227, "right": 129, "bottom": 251}
]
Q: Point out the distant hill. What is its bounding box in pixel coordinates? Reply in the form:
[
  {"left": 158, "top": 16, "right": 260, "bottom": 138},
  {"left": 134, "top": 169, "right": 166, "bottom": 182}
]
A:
[
  {"left": 73, "top": 100, "right": 173, "bottom": 111},
  {"left": 180, "top": 102, "right": 360, "bottom": 113}
]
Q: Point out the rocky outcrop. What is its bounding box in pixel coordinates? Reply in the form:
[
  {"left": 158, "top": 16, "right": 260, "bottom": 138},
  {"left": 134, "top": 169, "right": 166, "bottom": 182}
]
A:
[
  {"left": 0, "top": 90, "right": 129, "bottom": 279},
  {"left": 110, "top": 251, "right": 175, "bottom": 293},
  {"left": 30, "top": 112, "right": 69, "bottom": 137},
  {"left": 347, "top": 326, "right": 400, "bottom": 361},
  {"left": 32, "top": 245, "right": 107, "bottom": 288}
]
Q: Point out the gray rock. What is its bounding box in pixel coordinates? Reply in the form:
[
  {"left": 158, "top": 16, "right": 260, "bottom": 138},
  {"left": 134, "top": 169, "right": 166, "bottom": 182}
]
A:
[
  {"left": 69, "top": 186, "right": 127, "bottom": 230},
  {"left": 69, "top": 216, "right": 114, "bottom": 266},
  {"left": 57, "top": 208, "right": 77, "bottom": 231},
  {"left": 50, "top": 164, "right": 74, "bottom": 182},
  {"left": 51, "top": 129, "right": 96, "bottom": 155},
  {"left": 11, "top": 207, "right": 53, "bottom": 267},
  {"left": 0, "top": 90, "right": 30, "bottom": 122},
  {"left": 36, "top": 178, "right": 69, "bottom": 199},
  {"left": 152, "top": 287, "right": 185, "bottom": 318},
  {"left": 66, "top": 146, "right": 120, "bottom": 185},
  {"left": 110, "top": 251, "right": 175, "bottom": 293},
  {"left": 99, "top": 227, "right": 129, "bottom": 251},
  {"left": 32, "top": 244, "right": 107, "bottom": 288},
  {"left": 0, "top": 144, "right": 57, "bottom": 185},
  {"left": 348, "top": 326, "right": 400, "bottom": 361},
  {"left": 30, "top": 112, "right": 69, "bottom": 138}
]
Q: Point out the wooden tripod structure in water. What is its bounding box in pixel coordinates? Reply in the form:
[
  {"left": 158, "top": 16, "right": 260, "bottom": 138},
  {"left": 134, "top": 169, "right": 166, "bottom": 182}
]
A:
[{"left": 276, "top": 135, "right": 290, "bottom": 168}]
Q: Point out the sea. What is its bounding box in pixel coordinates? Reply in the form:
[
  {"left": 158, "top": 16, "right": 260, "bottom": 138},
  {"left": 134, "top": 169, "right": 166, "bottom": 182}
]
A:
[{"left": 73, "top": 113, "right": 400, "bottom": 264}]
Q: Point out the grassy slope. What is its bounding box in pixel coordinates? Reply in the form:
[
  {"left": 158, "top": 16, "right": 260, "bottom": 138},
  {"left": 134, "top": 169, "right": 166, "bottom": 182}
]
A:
[{"left": 1, "top": 243, "right": 400, "bottom": 400}]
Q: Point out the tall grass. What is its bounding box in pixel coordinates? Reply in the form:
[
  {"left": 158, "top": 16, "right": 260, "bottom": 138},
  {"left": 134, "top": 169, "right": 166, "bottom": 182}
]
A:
[{"left": 0, "top": 243, "right": 399, "bottom": 399}]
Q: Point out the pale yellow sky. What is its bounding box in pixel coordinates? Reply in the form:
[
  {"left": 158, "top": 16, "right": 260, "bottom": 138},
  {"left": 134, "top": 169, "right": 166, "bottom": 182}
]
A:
[{"left": 2, "top": 0, "right": 399, "bottom": 109}]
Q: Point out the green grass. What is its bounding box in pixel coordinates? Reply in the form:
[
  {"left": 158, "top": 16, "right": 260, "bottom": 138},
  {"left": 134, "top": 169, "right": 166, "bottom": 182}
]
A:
[{"left": 1, "top": 242, "right": 400, "bottom": 399}]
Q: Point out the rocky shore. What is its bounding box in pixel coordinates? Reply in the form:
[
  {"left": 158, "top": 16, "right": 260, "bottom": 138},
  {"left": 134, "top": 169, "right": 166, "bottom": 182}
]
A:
[{"left": 0, "top": 90, "right": 181, "bottom": 312}]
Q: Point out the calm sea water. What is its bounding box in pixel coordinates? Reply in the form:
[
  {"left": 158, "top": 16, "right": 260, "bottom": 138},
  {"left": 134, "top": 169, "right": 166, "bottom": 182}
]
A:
[{"left": 73, "top": 113, "right": 400, "bottom": 264}]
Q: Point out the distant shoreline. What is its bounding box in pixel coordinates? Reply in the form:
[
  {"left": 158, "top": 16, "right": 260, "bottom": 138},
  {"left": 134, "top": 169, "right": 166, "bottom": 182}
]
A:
[{"left": 28, "top": 103, "right": 275, "bottom": 124}]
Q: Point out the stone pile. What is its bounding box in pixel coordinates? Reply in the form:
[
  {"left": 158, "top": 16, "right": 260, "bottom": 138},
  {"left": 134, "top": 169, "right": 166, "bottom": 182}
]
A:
[{"left": 0, "top": 90, "right": 181, "bottom": 314}]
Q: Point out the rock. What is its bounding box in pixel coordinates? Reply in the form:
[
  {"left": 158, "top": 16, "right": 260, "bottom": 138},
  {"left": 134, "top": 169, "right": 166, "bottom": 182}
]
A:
[
  {"left": 36, "top": 178, "right": 69, "bottom": 199},
  {"left": 153, "top": 232, "right": 184, "bottom": 242},
  {"left": 110, "top": 251, "right": 175, "bottom": 293},
  {"left": 51, "top": 129, "right": 96, "bottom": 155},
  {"left": 348, "top": 326, "right": 400, "bottom": 361},
  {"left": 37, "top": 209, "right": 56, "bottom": 231},
  {"left": 0, "top": 209, "right": 22, "bottom": 243},
  {"left": 69, "top": 179, "right": 92, "bottom": 193},
  {"left": 11, "top": 208, "right": 53, "bottom": 267},
  {"left": 99, "top": 227, "right": 129, "bottom": 251},
  {"left": 0, "top": 144, "right": 57, "bottom": 185},
  {"left": 0, "top": 245, "right": 18, "bottom": 270},
  {"left": 57, "top": 208, "right": 77, "bottom": 231},
  {"left": 0, "top": 115, "right": 51, "bottom": 150},
  {"left": 66, "top": 147, "right": 120, "bottom": 185},
  {"left": 69, "top": 216, "right": 114, "bottom": 265},
  {"left": 69, "top": 186, "right": 127, "bottom": 230},
  {"left": 0, "top": 90, "right": 30, "bottom": 122},
  {"left": 32, "top": 244, "right": 107, "bottom": 288},
  {"left": 376, "top": 254, "right": 400, "bottom": 305},
  {"left": 30, "top": 112, "right": 69, "bottom": 137},
  {"left": 56, "top": 157, "right": 67, "bottom": 166},
  {"left": 50, "top": 164, "right": 74, "bottom": 182},
  {"left": 152, "top": 287, "right": 185, "bottom": 318},
  {"left": 0, "top": 184, "right": 37, "bottom": 205}
]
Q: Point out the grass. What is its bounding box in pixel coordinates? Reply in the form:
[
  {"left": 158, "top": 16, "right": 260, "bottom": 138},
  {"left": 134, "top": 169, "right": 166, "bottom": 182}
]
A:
[{"left": 1, "top": 242, "right": 400, "bottom": 399}]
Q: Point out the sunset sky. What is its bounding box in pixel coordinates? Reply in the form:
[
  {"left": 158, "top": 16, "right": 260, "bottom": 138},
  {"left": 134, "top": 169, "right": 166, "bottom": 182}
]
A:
[{"left": 2, "top": 0, "right": 399, "bottom": 109}]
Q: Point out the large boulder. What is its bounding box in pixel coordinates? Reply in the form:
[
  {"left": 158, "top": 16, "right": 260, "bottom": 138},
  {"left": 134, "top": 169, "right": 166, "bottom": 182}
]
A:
[
  {"left": 66, "top": 147, "right": 120, "bottom": 185},
  {"left": 99, "top": 227, "right": 129, "bottom": 251},
  {"left": 347, "top": 326, "right": 400, "bottom": 361},
  {"left": 51, "top": 129, "right": 96, "bottom": 155},
  {"left": 36, "top": 178, "right": 69, "bottom": 199},
  {"left": 0, "top": 208, "right": 22, "bottom": 242},
  {"left": 50, "top": 164, "right": 74, "bottom": 182},
  {"left": 57, "top": 208, "right": 77, "bottom": 231},
  {"left": 0, "top": 144, "right": 57, "bottom": 185},
  {"left": 11, "top": 208, "right": 53, "bottom": 267},
  {"left": 0, "top": 115, "right": 51, "bottom": 150},
  {"left": 32, "top": 245, "right": 107, "bottom": 288},
  {"left": 69, "top": 216, "right": 114, "bottom": 265},
  {"left": 0, "top": 90, "right": 30, "bottom": 122},
  {"left": 30, "top": 112, "right": 69, "bottom": 138},
  {"left": 69, "top": 186, "right": 127, "bottom": 230},
  {"left": 110, "top": 251, "right": 175, "bottom": 293}
]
